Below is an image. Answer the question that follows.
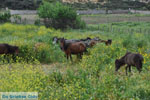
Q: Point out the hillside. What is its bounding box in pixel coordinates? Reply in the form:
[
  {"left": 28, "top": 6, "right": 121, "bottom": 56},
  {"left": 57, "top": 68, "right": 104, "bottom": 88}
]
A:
[{"left": 0, "top": 0, "right": 150, "bottom": 10}]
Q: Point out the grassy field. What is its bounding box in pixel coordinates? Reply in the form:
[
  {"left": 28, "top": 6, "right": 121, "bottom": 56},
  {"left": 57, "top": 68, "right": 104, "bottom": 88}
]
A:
[{"left": 0, "top": 22, "right": 150, "bottom": 99}]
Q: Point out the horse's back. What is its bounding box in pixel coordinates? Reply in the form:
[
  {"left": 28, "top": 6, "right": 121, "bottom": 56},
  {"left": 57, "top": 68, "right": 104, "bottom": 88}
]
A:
[
  {"left": 69, "top": 42, "right": 86, "bottom": 53},
  {"left": 125, "top": 53, "right": 143, "bottom": 66},
  {"left": 0, "top": 44, "right": 9, "bottom": 54}
]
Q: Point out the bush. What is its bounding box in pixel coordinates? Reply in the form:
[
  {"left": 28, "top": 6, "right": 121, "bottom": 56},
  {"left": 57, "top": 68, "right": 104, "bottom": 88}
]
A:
[
  {"left": 0, "top": 11, "right": 11, "bottom": 23},
  {"left": 145, "top": 2, "right": 150, "bottom": 10},
  {"left": 38, "top": 2, "right": 86, "bottom": 29}
]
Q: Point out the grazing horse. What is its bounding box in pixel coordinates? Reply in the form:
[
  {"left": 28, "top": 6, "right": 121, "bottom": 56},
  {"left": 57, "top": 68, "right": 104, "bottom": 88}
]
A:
[
  {"left": 80, "top": 37, "right": 100, "bottom": 48},
  {"left": 115, "top": 52, "right": 144, "bottom": 75},
  {"left": 89, "top": 40, "right": 98, "bottom": 47},
  {"left": 60, "top": 38, "right": 87, "bottom": 60},
  {"left": 0, "top": 44, "right": 19, "bottom": 63},
  {"left": 53, "top": 36, "right": 112, "bottom": 48},
  {"left": 101, "top": 39, "right": 112, "bottom": 46},
  {"left": 88, "top": 37, "right": 102, "bottom": 47}
]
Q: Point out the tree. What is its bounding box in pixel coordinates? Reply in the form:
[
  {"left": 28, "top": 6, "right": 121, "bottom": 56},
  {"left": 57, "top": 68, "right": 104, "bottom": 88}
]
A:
[{"left": 38, "top": 2, "right": 86, "bottom": 29}]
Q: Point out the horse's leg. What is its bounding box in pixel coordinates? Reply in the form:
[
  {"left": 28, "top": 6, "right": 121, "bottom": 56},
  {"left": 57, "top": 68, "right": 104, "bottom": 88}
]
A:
[
  {"left": 70, "top": 54, "right": 72, "bottom": 61},
  {"left": 128, "top": 65, "right": 133, "bottom": 76},
  {"left": 4, "top": 55, "right": 9, "bottom": 63},
  {"left": 80, "top": 53, "right": 83, "bottom": 59},
  {"left": 125, "top": 65, "right": 129, "bottom": 75},
  {"left": 7, "top": 55, "right": 10, "bottom": 63},
  {"left": 136, "top": 62, "right": 142, "bottom": 73},
  {"left": 129, "top": 65, "right": 131, "bottom": 73},
  {"left": 65, "top": 52, "right": 69, "bottom": 60},
  {"left": 12, "top": 54, "right": 16, "bottom": 63},
  {"left": 66, "top": 54, "right": 69, "bottom": 60},
  {"left": 3, "top": 55, "right": 6, "bottom": 63},
  {"left": 76, "top": 54, "right": 80, "bottom": 59}
]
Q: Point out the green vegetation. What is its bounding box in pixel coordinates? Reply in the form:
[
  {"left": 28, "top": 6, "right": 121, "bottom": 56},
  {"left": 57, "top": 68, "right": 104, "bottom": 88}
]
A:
[
  {"left": 0, "top": 22, "right": 150, "bottom": 99},
  {"left": 0, "top": 10, "right": 11, "bottom": 23},
  {"left": 38, "top": 2, "right": 86, "bottom": 29}
]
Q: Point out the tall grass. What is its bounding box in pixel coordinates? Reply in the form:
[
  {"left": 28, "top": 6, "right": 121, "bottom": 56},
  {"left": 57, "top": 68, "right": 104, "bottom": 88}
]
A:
[{"left": 0, "top": 22, "right": 150, "bottom": 99}]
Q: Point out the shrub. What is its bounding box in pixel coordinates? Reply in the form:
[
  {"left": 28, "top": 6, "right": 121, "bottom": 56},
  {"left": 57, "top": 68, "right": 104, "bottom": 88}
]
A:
[
  {"left": 0, "top": 11, "right": 11, "bottom": 23},
  {"left": 12, "top": 15, "right": 22, "bottom": 24},
  {"left": 38, "top": 2, "right": 86, "bottom": 29},
  {"left": 146, "top": 2, "right": 150, "bottom": 10},
  {"left": 34, "top": 18, "right": 41, "bottom": 26}
]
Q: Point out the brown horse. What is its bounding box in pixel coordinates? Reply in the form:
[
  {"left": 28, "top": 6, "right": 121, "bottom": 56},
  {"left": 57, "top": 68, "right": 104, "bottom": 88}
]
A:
[
  {"left": 115, "top": 52, "right": 144, "bottom": 75},
  {"left": 60, "top": 38, "right": 87, "bottom": 60},
  {"left": 89, "top": 40, "right": 98, "bottom": 47},
  {"left": 0, "top": 44, "right": 19, "bottom": 63}
]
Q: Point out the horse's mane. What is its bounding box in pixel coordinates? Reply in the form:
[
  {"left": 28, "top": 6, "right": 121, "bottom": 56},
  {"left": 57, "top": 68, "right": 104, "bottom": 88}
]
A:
[
  {"left": 63, "top": 40, "right": 71, "bottom": 51},
  {"left": 119, "top": 52, "right": 131, "bottom": 63}
]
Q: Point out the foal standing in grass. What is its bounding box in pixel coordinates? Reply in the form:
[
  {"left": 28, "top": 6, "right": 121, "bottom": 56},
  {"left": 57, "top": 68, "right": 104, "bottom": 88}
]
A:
[{"left": 115, "top": 52, "right": 144, "bottom": 75}]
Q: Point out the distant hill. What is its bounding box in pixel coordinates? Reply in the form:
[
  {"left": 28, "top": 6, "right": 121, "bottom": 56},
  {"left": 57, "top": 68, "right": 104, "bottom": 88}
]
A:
[{"left": 0, "top": 0, "right": 149, "bottom": 10}]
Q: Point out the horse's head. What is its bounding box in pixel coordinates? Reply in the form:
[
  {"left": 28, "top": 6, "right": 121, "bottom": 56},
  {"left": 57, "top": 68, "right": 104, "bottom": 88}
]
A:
[
  {"left": 115, "top": 59, "right": 123, "bottom": 72},
  {"left": 60, "top": 38, "right": 65, "bottom": 51},
  {"left": 105, "top": 39, "right": 112, "bottom": 46},
  {"left": 14, "top": 46, "right": 19, "bottom": 55},
  {"left": 107, "top": 39, "right": 112, "bottom": 45}
]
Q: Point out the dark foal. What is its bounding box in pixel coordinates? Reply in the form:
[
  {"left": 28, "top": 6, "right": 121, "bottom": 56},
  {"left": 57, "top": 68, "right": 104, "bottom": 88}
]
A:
[
  {"left": 115, "top": 52, "right": 144, "bottom": 75},
  {"left": 101, "top": 39, "right": 112, "bottom": 46},
  {"left": 0, "top": 44, "right": 19, "bottom": 63},
  {"left": 60, "top": 38, "right": 87, "bottom": 60}
]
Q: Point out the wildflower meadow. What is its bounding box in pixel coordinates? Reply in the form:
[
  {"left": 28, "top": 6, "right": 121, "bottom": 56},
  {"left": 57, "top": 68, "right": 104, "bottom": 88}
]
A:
[{"left": 0, "top": 22, "right": 150, "bottom": 99}]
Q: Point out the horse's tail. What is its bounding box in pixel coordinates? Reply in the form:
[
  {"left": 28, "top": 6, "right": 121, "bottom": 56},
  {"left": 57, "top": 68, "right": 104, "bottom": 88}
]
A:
[{"left": 136, "top": 55, "right": 144, "bottom": 72}]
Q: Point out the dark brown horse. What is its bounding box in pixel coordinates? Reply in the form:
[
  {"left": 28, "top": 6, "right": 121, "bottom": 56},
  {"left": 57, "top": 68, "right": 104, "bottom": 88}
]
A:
[
  {"left": 115, "top": 52, "right": 144, "bottom": 75},
  {"left": 101, "top": 39, "right": 112, "bottom": 46},
  {"left": 60, "top": 38, "right": 87, "bottom": 60},
  {"left": 0, "top": 44, "right": 19, "bottom": 62}
]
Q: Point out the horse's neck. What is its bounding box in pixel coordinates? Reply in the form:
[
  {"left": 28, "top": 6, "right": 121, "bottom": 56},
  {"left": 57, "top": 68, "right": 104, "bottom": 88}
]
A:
[
  {"left": 119, "top": 56, "right": 126, "bottom": 63},
  {"left": 64, "top": 42, "right": 70, "bottom": 50}
]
